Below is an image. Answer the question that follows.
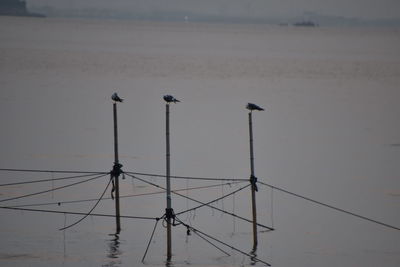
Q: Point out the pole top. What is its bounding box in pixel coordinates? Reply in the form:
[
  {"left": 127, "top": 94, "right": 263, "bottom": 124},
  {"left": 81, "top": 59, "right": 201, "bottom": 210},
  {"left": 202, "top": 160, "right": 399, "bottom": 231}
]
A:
[
  {"left": 112, "top": 92, "right": 124, "bottom": 102},
  {"left": 246, "top": 103, "right": 264, "bottom": 111},
  {"left": 163, "top": 95, "right": 180, "bottom": 104}
]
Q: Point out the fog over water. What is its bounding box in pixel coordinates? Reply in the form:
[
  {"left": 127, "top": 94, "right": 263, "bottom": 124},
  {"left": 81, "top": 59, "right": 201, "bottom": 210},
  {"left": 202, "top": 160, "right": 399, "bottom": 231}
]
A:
[
  {"left": 0, "top": 16, "right": 399, "bottom": 267},
  {"left": 27, "top": 0, "right": 400, "bottom": 19}
]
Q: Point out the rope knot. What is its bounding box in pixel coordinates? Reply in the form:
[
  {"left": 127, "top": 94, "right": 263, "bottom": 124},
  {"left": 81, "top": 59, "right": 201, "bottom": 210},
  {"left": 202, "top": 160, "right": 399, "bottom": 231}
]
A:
[
  {"left": 186, "top": 225, "right": 191, "bottom": 236},
  {"left": 165, "top": 208, "right": 175, "bottom": 220},
  {"left": 111, "top": 163, "right": 123, "bottom": 177},
  {"left": 250, "top": 175, "right": 258, "bottom": 192},
  {"left": 165, "top": 208, "right": 182, "bottom": 226},
  {"left": 110, "top": 163, "right": 123, "bottom": 199}
]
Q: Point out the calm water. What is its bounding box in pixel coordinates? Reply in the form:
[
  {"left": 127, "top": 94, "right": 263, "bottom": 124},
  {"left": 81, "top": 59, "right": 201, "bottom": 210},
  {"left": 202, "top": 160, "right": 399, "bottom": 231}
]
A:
[{"left": 0, "top": 16, "right": 399, "bottom": 267}]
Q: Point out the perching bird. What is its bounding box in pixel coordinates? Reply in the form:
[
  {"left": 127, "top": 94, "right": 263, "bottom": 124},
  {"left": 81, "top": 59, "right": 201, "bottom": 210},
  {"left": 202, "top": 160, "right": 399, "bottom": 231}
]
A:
[
  {"left": 163, "top": 95, "right": 180, "bottom": 103},
  {"left": 111, "top": 92, "right": 124, "bottom": 102},
  {"left": 246, "top": 103, "right": 264, "bottom": 111}
]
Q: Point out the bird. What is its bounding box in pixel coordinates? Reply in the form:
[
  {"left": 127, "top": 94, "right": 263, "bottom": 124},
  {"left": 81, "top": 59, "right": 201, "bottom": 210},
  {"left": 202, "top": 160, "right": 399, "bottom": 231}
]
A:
[
  {"left": 163, "top": 95, "right": 180, "bottom": 103},
  {"left": 246, "top": 103, "right": 264, "bottom": 111},
  {"left": 111, "top": 92, "right": 123, "bottom": 102}
]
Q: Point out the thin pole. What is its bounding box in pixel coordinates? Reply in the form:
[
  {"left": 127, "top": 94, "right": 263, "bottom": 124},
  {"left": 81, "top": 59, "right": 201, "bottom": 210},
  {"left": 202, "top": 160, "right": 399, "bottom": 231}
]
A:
[
  {"left": 249, "top": 111, "right": 258, "bottom": 248},
  {"left": 113, "top": 102, "right": 121, "bottom": 233},
  {"left": 166, "top": 103, "right": 172, "bottom": 260}
]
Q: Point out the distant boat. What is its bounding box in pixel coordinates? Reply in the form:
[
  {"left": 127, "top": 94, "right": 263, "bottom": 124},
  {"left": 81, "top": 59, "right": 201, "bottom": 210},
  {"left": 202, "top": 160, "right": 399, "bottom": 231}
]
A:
[
  {"left": 293, "top": 21, "right": 318, "bottom": 27},
  {"left": 0, "top": 0, "right": 45, "bottom": 17}
]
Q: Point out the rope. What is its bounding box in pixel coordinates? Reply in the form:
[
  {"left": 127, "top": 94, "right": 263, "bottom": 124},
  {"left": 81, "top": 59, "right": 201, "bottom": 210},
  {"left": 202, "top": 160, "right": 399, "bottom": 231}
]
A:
[
  {"left": 59, "top": 177, "right": 112, "bottom": 231},
  {"left": 175, "top": 184, "right": 250, "bottom": 216},
  {"left": 185, "top": 177, "right": 190, "bottom": 222},
  {"left": 0, "top": 173, "right": 108, "bottom": 203},
  {"left": 141, "top": 217, "right": 162, "bottom": 263},
  {"left": 8, "top": 182, "right": 242, "bottom": 208},
  {"left": 51, "top": 172, "right": 54, "bottom": 199},
  {"left": 125, "top": 171, "right": 246, "bottom": 182},
  {"left": 259, "top": 181, "right": 400, "bottom": 231},
  {"left": 270, "top": 187, "right": 274, "bottom": 228},
  {"left": 232, "top": 192, "right": 236, "bottom": 234},
  {"left": 175, "top": 217, "right": 271, "bottom": 266},
  {"left": 220, "top": 180, "right": 225, "bottom": 215},
  {"left": 128, "top": 174, "right": 274, "bottom": 231},
  {"left": 0, "top": 168, "right": 106, "bottom": 174},
  {"left": 173, "top": 186, "right": 274, "bottom": 231},
  {"left": 0, "top": 173, "right": 105, "bottom": 187},
  {"left": 189, "top": 225, "right": 230, "bottom": 256},
  {"left": 0, "top": 206, "right": 158, "bottom": 220}
]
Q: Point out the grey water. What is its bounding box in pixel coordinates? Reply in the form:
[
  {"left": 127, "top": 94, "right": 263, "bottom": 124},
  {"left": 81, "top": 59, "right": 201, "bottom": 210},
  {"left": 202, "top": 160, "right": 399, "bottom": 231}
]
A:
[{"left": 0, "top": 16, "right": 399, "bottom": 267}]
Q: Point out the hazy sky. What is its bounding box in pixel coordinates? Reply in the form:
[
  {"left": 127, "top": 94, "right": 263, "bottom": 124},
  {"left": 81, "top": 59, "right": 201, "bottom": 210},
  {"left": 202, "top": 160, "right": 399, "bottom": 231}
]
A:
[{"left": 28, "top": 0, "right": 400, "bottom": 19}]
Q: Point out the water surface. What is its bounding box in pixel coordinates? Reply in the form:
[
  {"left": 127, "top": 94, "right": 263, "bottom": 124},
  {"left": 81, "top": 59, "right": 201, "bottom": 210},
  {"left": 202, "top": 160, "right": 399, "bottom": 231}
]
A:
[{"left": 0, "top": 17, "right": 399, "bottom": 267}]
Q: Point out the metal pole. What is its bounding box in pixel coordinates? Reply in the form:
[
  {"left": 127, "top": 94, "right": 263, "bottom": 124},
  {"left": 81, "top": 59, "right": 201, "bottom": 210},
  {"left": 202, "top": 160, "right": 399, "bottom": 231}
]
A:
[
  {"left": 113, "top": 102, "right": 121, "bottom": 233},
  {"left": 166, "top": 103, "right": 172, "bottom": 260},
  {"left": 249, "top": 111, "right": 258, "bottom": 248}
]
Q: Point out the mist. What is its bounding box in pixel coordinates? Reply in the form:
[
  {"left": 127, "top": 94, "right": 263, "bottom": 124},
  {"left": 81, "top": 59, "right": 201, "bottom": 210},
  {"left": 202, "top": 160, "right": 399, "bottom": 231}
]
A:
[{"left": 27, "top": 0, "right": 400, "bottom": 20}]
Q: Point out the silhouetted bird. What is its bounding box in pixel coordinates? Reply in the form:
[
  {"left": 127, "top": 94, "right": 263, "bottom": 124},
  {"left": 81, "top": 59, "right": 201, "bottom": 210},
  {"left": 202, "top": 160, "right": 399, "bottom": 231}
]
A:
[
  {"left": 112, "top": 92, "right": 123, "bottom": 102},
  {"left": 163, "top": 95, "right": 180, "bottom": 103},
  {"left": 246, "top": 103, "right": 264, "bottom": 111}
]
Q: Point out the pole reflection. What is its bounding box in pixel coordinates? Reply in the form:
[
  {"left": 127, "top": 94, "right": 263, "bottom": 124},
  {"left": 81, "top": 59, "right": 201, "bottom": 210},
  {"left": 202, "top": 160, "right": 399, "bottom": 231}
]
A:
[
  {"left": 165, "top": 258, "right": 175, "bottom": 267},
  {"left": 104, "top": 232, "right": 122, "bottom": 266},
  {"left": 250, "top": 245, "right": 257, "bottom": 266}
]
